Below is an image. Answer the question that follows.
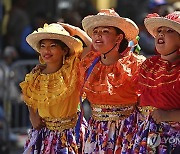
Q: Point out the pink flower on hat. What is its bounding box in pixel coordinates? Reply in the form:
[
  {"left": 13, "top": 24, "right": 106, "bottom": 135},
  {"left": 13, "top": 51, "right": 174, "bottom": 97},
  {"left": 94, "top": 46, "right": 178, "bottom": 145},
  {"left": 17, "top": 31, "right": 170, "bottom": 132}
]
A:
[
  {"left": 97, "top": 8, "right": 120, "bottom": 17},
  {"left": 165, "top": 11, "right": 180, "bottom": 23},
  {"left": 146, "top": 13, "right": 160, "bottom": 19}
]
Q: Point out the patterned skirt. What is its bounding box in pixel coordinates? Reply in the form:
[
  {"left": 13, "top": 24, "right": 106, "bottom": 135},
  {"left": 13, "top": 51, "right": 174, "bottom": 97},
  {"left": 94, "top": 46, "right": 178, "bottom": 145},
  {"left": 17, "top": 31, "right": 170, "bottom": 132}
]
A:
[
  {"left": 23, "top": 114, "right": 86, "bottom": 154},
  {"left": 84, "top": 104, "right": 138, "bottom": 154},
  {"left": 132, "top": 108, "right": 180, "bottom": 154}
]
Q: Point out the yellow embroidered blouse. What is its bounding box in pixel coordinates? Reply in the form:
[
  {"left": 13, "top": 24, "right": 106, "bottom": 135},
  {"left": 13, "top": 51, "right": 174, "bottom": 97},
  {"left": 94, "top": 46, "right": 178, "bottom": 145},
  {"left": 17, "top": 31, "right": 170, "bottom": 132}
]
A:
[{"left": 20, "top": 54, "right": 80, "bottom": 118}]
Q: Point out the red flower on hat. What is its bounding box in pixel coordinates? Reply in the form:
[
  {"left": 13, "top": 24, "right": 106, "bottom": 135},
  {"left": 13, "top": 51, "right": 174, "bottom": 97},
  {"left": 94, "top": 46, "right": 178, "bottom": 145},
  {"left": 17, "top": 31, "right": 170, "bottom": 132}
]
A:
[
  {"left": 165, "top": 12, "right": 180, "bottom": 23},
  {"left": 146, "top": 13, "right": 160, "bottom": 19}
]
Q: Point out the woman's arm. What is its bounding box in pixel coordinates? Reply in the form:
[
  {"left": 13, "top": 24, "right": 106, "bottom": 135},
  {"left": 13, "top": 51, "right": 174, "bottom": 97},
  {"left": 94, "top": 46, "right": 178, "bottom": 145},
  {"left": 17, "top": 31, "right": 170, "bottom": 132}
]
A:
[
  {"left": 60, "top": 23, "right": 92, "bottom": 59},
  {"left": 28, "top": 107, "right": 45, "bottom": 130},
  {"left": 151, "top": 109, "right": 180, "bottom": 123}
]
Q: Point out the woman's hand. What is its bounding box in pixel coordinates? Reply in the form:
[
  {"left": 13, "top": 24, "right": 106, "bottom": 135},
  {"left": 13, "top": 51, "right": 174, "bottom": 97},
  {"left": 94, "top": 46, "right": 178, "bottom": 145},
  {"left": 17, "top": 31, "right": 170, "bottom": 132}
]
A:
[
  {"left": 151, "top": 109, "right": 180, "bottom": 123},
  {"left": 60, "top": 23, "right": 79, "bottom": 36},
  {"left": 59, "top": 23, "right": 92, "bottom": 47},
  {"left": 151, "top": 109, "right": 167, "bottom": 123},
  {"left": 59, "top": 23, "right": 92, "bottom": 59},
  {"left": 31, "top": 64, "right": 46, "bottom": 73},
  {"left": 28, "top": 107, "right": 45, "bottom": 130}
]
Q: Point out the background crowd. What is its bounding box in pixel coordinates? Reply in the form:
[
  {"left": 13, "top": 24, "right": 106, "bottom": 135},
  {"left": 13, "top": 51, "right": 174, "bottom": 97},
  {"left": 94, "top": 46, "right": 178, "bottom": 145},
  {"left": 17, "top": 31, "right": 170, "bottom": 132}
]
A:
[{"left": 1, "top": 0, "right": 180, "bottom": 61}]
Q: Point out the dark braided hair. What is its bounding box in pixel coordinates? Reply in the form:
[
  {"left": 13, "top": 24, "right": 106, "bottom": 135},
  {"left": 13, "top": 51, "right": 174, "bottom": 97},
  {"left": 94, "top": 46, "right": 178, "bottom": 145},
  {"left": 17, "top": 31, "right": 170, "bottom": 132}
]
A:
[{"left": 114, "top": 27, "right": 128, "bottom": 53}]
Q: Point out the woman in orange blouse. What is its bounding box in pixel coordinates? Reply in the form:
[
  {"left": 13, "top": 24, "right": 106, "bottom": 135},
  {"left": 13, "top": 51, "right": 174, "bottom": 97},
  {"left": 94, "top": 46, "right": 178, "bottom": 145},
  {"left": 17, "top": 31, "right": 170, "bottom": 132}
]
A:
[{"left": 78, "top": 9, "right": 145, "bottom": 153}]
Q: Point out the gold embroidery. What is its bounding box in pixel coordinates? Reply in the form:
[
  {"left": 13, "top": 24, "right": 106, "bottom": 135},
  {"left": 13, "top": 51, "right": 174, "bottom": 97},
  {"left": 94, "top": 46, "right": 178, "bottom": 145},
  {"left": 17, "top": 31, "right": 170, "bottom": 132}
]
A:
[
  {"left": 138, "top": 106, "right": 156, "bottom": 116},
  {"left": 43, "top": 113, "right": 78, "bottom": 132},
  {"left": 140, "top": 72, "right": 179, "bottom": 81},
  {"left": 141, "top": 58, "right": 179, "bottom": 75},
  {"left": 138, "top": 78, "right": 178, "bottom": 88},
  {"left": 91, "top": 104, "right": 135, "bottom": 121},
  {"left": 91, "top": 103, "right": 135, "bottom": 108}
]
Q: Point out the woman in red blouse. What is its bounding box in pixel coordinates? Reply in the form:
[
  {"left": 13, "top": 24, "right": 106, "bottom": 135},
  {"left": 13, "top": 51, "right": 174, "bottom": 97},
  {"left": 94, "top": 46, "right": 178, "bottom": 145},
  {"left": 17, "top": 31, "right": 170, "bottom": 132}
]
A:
[{"left": 134, "top": 11, "right": 180, "bottom": 153}]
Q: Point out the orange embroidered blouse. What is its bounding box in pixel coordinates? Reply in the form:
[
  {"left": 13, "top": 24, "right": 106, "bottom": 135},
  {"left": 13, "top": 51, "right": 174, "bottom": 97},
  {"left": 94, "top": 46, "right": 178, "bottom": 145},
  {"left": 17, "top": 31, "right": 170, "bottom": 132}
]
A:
[{"left": 79, "top": 50, "right": 145, "bottom": 105}]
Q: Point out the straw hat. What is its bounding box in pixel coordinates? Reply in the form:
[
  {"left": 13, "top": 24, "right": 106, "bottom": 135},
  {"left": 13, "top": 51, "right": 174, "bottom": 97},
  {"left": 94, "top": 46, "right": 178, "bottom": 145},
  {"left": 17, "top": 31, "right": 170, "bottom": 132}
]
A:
[
  {"left": 26, "top": 23, "right": 82, "bottom": 55},
  {"left": 144, "top": 11, "right": 180, "bottom": 38},
  {"left": 82, "top": 9, "right": 139, "bottom": 41}
]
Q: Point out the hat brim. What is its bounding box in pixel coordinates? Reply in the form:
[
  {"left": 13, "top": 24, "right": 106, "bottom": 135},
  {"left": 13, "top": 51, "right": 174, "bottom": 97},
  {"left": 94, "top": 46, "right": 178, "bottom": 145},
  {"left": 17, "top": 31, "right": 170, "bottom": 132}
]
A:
[
  {"left": 26, "top": 32, "right": 82, "bottom": 55},
  {"left": 144, "top": 17, "right": 180, "bottom": 37},
  {"left": 82, "top": 15, "right": 139, "bottom": 41}
]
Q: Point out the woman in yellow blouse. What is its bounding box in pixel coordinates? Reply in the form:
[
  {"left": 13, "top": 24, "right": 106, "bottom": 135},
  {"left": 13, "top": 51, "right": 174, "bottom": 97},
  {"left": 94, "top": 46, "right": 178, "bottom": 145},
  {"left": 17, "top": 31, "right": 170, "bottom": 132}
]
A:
[{"left": 20, "top": 23, "right": 84, "bottom": 154}]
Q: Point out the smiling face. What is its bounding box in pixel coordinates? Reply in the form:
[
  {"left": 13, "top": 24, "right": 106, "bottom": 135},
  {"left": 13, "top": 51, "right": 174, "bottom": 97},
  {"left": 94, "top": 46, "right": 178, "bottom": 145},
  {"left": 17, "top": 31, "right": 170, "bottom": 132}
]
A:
[
  {"left": 155, "top": 26, "right": 180, "bottom": 56},
  {"left": 39, "top": 39, "right": 67, "bottom": 65},
  {"left": 91, "top": 26, "right": 122, "bottom": 53}
]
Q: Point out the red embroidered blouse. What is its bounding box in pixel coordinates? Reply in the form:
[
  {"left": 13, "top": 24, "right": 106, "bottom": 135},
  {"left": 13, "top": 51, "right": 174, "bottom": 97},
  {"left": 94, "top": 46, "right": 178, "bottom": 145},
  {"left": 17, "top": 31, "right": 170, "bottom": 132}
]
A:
[{"left": 138, "top": 55, "right": 180, "bottom": 110}]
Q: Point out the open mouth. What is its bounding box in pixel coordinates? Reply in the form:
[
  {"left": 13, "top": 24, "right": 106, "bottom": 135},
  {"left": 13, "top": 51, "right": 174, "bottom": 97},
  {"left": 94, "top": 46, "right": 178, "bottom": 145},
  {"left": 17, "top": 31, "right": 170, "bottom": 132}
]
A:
[
  {"left": 95, "top": 39, "right": 103, "bottom": 44},
  {"left": 157, "top": 38, "right": 165, "bottom": 44}
]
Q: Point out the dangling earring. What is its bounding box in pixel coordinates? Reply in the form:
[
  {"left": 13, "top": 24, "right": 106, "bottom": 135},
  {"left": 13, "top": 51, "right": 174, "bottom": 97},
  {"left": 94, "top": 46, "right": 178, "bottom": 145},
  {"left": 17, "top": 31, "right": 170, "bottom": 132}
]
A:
[
  {"left": 39, "top": 56, "right": 45, "bottom": 64},
  {"left": 178, "top": 48, "right": 180, "bottom": 55},
  {"left": 63, "top": 55, "right": 66, "bottom": 65}
]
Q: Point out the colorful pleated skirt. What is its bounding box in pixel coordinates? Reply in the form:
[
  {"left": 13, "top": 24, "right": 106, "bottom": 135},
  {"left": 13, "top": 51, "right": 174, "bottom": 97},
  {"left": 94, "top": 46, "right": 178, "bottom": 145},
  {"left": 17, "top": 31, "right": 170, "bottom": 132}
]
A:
[
  {"left": 132, "top": 107, "right": 180, "bottom": 154},
  {"left": 24, "top": 114, "right": 86, "bottom": 154},
  {"left": 84, "top": 103, "right": 138, "bottom": 154}
]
